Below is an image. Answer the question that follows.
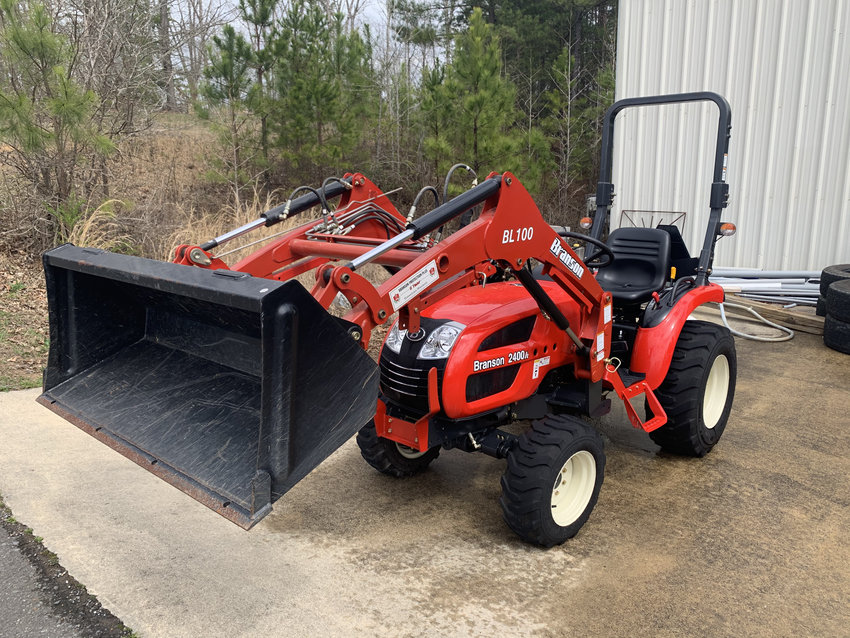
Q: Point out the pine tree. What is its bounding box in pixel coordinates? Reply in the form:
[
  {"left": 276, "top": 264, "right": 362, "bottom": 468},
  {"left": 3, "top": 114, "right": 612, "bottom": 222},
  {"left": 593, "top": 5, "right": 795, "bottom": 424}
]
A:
[
  {"left": 420, "top": 63, "right": 451, "bottom": 179},
  {"left": 0, "top": 0, "right": 116, "bottom": 242},
  {"left": 432, "top": 7, "right": 550, "bottom": 190},
  {"left": 202, "top": 24, "right": 254, "bottom": 209},
  {"left": 269, "top": 0, "right": 373, "bottom": 178},
  {"left": 444, "top": 8, "right": 515, "bottom": 175},
  {"left": 239, "top": 0, "right": 278, "bottom": 175}
]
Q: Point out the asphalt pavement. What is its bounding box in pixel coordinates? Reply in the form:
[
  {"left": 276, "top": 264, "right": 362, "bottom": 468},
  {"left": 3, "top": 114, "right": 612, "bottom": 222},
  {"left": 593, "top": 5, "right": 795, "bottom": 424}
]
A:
[
  {"left": 0, "top": 523, "right": 84, "bottom": 638},
  {"left": 0, "top": 321, "right": 848, "bottom": 637}
]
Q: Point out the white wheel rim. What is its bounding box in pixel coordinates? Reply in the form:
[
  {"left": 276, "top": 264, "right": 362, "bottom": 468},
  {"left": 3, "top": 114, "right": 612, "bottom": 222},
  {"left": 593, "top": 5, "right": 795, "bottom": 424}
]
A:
[
  {"left": 550, "top": 450, "right": 596, "bottom": 527},
  {"left": 703, "top": 354, "right": 730, "bottom": 429},
  {"left": 395, "top": 443, "right": 426, "bottom": 459}
]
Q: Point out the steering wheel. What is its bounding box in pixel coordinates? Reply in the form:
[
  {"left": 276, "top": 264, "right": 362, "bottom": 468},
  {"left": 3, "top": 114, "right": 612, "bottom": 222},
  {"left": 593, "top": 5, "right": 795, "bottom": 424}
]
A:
[{"left": 559, "top": 231, "right": 615, "bottom": 269}]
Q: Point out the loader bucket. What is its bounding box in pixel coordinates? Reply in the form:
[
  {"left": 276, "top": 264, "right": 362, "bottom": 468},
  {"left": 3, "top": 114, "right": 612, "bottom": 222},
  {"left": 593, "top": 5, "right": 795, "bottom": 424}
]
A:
[{"left": 38, "top": 245, "right": 379, "bottom": 529}]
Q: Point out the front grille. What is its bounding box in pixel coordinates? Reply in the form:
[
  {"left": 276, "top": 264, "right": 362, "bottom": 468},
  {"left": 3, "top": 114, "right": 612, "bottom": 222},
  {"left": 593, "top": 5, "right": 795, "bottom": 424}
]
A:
[
  {"left": 381, "top": 357, "right": 428, "bottom": 403},
  {"left": 380, "top": 357, "right": 445, "bottom": 417},
  {"left": 379, "top": 316, "right": 449, "bottom": 418},
  {"left": 379, "top": 348, "right": 445, "bottom": 418}
]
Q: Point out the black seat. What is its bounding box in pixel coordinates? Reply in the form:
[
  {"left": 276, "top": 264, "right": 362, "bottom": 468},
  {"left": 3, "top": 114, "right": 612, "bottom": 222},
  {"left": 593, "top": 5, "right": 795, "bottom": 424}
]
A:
[{"left": 595, "top": 228, "right": 671, "bottom": 304}]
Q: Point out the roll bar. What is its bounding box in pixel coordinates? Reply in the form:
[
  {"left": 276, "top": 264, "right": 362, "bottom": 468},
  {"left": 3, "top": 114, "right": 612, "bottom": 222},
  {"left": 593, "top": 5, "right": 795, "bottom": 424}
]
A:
[{"left": 589, "top": 92, "right": 732, "bottom": 286}]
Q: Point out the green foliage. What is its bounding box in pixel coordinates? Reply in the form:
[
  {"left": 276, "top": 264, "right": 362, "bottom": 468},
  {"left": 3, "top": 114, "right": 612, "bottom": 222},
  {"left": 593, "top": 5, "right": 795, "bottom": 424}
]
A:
[
  {"left": 42, "top": 195, "right": 130, "bottom": 248},
  {"left": 420, "top": 63, "right": 451, "bottom": 172},
  {"left": 426, "top": 8, "right": 549, "bottom": 190},
  {"left": 44, "top": 194, "right": 87, "bottom": 241},
  {"left": 270, "top": 0, "right": 375, "bottom": 170},
  {"left": 0, "top": 93, "right": 50, "bottom": 153},
  {"left": 192, "top": 0, "right": 615, "bottom": 223},
  {"left": 0, "top": 0, "right": 119, "bottom": 242},
  {"left": 444, "top": 9, "right": 516, "bottom": 173},
  {"left": 197, "top": 0, "right": 376, "bottom": 189},
  {"left": 240, "top": 0, "right": 278, "bottom": 34},
  {"left": 201, "top": 25, "right": 257, "bottom": 205},
  {"left": 203, "top": 26, "right": 254, "bottom": 104},
  {"left": 393, "top": 0, "right": 436, "bottom": 44},
  {"left": 239, "top": 0, "right": 279, "bottom": 170},
  {"left": 459, "top": 0, "right": 616, "bottom": 216}
]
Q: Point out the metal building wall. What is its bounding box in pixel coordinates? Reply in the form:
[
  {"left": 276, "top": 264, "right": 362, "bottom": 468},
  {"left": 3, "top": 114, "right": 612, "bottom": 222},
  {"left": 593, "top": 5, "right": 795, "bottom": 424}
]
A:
[{"left": 613, "top": 0, "right": 850, "bottom": 270}]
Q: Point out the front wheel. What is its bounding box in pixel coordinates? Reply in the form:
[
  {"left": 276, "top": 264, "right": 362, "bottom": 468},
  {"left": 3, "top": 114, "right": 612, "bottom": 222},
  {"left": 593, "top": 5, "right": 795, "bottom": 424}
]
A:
[
  {"left": 356, "top": 420, "right": 440, "bottom": 478},
  {"left": 648, "top": 320, "right": 737, "bottom": 456},
  {"left": 500, "top": 414, "right": 605, "bottom": 547}
]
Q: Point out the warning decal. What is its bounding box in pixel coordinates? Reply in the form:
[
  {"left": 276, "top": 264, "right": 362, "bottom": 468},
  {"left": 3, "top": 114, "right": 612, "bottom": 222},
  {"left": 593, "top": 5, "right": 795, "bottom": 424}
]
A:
[
  {"left": 532, "top": 356, "right": 551, "bottom": 380},
  {"left": 390, "top": 259, "right": 439, "bottom": 311}
]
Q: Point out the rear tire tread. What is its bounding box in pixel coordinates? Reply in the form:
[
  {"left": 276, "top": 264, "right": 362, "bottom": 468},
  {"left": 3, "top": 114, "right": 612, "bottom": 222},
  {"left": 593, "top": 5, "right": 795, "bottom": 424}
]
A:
[
  {"left": 648, "top": 320, "right": 736, "bottom": 457},
  {"left": 819, "top": 264, "right": 850, "bottom": 296},
  {"left": 824, "top": 279, "right": 850, "bottom": 323}
]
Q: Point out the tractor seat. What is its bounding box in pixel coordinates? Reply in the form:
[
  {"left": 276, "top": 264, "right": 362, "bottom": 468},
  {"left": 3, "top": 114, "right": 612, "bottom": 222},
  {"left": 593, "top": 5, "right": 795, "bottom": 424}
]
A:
[{"left": 595, "top": 228, "right": 672, "bottom": 304}]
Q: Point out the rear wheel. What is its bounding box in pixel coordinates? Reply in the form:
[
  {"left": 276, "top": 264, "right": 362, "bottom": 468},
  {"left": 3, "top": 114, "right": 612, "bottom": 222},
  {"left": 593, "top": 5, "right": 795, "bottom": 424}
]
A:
[
  {"left": 648, "top": 320, "right": 737, "bottom": 456},
  {"left": 356, "top": 420, "right": 440, "bottom": 477},
  {"left": 500, "top": 414, "right": 605, "bottom": 547}
]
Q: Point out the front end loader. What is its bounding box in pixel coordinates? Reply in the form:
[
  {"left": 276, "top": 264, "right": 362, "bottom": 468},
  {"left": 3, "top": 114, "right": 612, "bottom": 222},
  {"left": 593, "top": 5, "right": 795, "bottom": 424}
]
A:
[{"left": 39, "top": 92, "right": 737, "bottom": 546}]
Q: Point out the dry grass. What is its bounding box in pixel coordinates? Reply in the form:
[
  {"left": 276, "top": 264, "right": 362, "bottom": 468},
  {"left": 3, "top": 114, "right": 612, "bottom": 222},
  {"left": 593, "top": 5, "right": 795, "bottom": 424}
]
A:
[
  {"left": 0, "top": 253, "right": 48, "bottom": 391},
  {"left": 0, "top": 172, "right": 51, "bottom": 255},
  {"left": 159, "top": 186, "right": 293, "bottom": 263},
  {"left": 112, "top": 114, "right": 226, "bottom": 258},
  {"left": 0, "top": 113, "right": 405, "bottom": 389},
  {"left": 66, "top": 199, "right": 132, "bottom": 251}
]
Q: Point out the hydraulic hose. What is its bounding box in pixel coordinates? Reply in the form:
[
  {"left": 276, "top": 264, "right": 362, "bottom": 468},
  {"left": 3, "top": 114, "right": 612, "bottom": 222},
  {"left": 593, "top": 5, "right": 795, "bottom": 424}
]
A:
[
  {"left": 407, "top": 176, "right": 501, "bottom": 240},
  {"left": 407, "top": 185, "right": 441, "bottom": 224}
]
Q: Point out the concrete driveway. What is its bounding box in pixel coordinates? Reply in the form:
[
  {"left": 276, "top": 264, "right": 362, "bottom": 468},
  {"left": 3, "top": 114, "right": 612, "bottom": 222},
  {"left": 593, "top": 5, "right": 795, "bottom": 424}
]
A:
[{"left": 1, "top": 329, "right": 848, "bottom": 637}]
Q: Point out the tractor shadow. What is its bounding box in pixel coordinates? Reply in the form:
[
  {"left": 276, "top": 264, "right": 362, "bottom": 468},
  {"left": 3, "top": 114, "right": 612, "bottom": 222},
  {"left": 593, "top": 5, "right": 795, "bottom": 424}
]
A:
[
  {"left": 262, "top": 437, "right": 511, "bottom": 546},
  {"left": 261, "top": 404, "right": 676, "bottom": 552}
]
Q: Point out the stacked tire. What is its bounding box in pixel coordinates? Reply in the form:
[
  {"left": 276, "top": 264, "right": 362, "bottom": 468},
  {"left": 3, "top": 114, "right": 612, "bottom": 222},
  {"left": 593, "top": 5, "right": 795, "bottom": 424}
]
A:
[{"left": 820, "top": 264, "right": 850, "bottom": 354}]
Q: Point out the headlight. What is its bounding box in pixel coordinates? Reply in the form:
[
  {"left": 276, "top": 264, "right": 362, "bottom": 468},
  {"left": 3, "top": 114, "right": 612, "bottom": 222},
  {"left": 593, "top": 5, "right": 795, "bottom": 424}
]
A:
[
  {"left": 384, "top": 322, "right": 407, "bottom": 354},
  {"left": 418, "top": 322, "right": 465, "bottom": 360}
]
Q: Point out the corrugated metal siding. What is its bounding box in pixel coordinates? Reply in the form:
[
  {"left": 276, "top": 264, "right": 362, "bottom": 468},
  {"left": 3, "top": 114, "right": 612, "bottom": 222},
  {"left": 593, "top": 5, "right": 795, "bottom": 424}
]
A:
[{"left": 614, "top": 0, "right": 850, "bottom": 270}]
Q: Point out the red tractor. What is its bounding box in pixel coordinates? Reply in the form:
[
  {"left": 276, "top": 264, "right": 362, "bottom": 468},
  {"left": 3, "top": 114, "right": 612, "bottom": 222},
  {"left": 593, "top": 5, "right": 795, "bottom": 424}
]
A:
[{"left": 39, "top": 93, "right": 736, "bottom": 546}]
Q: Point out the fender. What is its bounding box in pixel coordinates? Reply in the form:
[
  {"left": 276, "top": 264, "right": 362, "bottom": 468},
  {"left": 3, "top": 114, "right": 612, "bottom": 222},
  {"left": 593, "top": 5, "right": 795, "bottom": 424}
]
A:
[{"left": 629, "top": 283, "right": 724, "bottom": 388}]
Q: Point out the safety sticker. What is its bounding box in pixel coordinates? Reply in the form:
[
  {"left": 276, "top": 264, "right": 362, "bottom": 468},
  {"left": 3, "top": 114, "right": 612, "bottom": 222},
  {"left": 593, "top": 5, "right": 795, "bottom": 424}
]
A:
[
  {"left": 390, "top": 259, "right": 439, "bottom": 311},
  {"left": 532, "top": 356, "right": 550, "bottom": 380},
  {"left": 604, "top": 301, "right": 612, "bottom": 324},
  {"left": 596, "top": 332, "right": 605, "bottom": 361}
]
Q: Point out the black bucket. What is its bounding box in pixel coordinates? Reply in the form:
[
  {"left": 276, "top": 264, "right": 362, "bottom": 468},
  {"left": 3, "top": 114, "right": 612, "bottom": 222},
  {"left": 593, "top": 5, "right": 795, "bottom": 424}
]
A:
[{"left": 38, "top": 245, "right": 379, "bottom": 528}]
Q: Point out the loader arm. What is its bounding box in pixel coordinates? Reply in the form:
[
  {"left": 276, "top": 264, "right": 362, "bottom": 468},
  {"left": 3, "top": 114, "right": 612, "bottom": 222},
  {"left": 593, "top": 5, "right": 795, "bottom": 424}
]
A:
[
  {"left": 172, "top": 173, "right": 423, "bottom": 281},
  {"left": 312, "top": 172, "right": 614, "bottom": 384}
]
